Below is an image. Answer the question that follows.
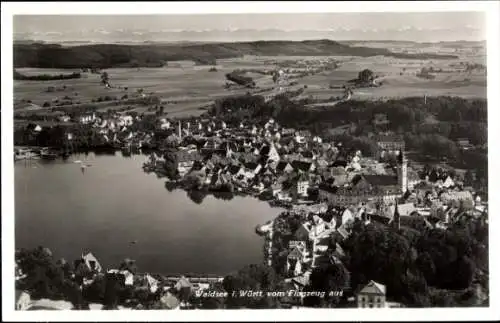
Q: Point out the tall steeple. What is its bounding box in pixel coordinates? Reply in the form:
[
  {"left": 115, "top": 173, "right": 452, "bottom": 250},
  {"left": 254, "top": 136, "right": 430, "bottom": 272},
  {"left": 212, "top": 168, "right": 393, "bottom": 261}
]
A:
[
  {"left": 393, "top": 200, "right": 401, "bottom": 230},
  {"left": 397, "top": 149, "right": 408, "bottom": 195}
]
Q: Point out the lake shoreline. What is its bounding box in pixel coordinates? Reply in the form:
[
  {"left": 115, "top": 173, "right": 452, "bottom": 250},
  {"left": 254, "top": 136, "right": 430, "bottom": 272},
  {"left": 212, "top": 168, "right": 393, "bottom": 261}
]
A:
[{"left": 15, "top": 153, "right": 283, "bottom": 275}]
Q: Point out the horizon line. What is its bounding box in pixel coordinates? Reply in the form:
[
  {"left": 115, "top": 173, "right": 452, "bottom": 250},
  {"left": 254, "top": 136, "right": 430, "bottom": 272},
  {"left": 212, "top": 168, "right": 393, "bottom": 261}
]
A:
[{"left": 13, "top": 38, "right": 487, "bottom": 44}]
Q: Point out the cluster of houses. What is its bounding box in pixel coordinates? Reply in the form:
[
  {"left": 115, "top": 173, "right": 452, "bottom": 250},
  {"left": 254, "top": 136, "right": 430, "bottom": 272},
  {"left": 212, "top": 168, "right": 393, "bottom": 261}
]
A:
[
  {"left": 149, "top": 120, "right": 410, "bottom": 202},
  {"left": 277, "top": 206, "right": 402, "bottom": 308},
  {"left": 71, "top": 112, "right": 154, "bottom": 149},
  {"left": 21, "top": 110, "right": 157, "bottom": 151},
  {"left": 15, "top": 251, "right": 223, "bottom": 311},
  {"left": 226, "top": 125, "right": 486, "bottom": 308},
  {"left": 147, "top": 117, "right": 328, "bottom": 194},
  {"left": 267, "top": 177, "right": 485, "bottom": 307},
  {"left": 77, "top": 252, "right": 224, "bottom": 310},
  {"left": 147, "top": 118, "right": 484, "bottom": 216},
  {"left": 14, "top": 247, "right": 399, "bottom": 310}
]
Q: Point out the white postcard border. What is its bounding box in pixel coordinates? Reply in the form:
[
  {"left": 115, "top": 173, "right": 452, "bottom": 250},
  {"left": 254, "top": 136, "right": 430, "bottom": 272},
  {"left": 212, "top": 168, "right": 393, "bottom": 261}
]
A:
[{"left": 2, "top": 1, "right": 499, "bottom": 321}]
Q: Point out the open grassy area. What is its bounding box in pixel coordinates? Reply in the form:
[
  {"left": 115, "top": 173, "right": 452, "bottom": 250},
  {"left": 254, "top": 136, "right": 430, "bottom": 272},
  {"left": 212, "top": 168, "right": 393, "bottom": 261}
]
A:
[
  {"left": 14, "top": 46, "right": 486, "bottom": 119},
  {"left": 298, "top": 55, "right": 486, "bottom": 100}
]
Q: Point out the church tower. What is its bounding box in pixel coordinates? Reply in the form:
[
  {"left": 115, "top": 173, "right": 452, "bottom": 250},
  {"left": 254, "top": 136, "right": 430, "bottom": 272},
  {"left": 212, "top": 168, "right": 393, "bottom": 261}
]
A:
[
  {"left": 396, "top": 149, "right": 408, "bottom": 195},
  {"left": 393, "top": 200, "right": 401, "bottom": 230}
]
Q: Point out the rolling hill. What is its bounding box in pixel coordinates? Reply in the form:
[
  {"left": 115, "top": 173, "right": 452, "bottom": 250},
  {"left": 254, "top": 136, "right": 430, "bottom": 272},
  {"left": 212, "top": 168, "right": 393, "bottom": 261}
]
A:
[{"left": 13, "top": 39, "right": 458, "bottom": 69}]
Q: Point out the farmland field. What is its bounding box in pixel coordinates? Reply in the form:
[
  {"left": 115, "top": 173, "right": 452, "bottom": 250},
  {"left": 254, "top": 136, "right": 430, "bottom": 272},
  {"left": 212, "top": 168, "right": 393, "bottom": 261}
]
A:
[
  {"left": 299, "top": 55, "right": 486, "bottom": 100},
  {"left": 14, "top": 49, "right": 486, "bottom": 118}
]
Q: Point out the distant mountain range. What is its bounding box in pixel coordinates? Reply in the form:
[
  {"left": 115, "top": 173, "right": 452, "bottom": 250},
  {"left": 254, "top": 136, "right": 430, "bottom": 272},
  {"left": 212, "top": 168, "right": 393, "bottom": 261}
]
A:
[
  {"left": 13, "top": 27, "right": 485, "bottom": 44},
  {"left": 13, "top": 39, "right": 459, "bottom": 69}
]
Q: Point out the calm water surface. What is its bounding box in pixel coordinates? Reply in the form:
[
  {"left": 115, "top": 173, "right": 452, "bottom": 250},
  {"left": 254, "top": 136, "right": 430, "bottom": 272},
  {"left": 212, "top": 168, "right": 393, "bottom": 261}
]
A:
[{"left": 15, "top": 152, "right": 281, "bottom": 275}]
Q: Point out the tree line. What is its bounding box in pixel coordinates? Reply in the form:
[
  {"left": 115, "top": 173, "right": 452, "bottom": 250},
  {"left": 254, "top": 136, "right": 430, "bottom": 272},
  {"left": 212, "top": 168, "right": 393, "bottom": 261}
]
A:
[
  {"left": 14, "top": 69, "right": 82, "bottom": 81},
  {"left": 13, "top": 41, "right": 457, "bottom": 69}
]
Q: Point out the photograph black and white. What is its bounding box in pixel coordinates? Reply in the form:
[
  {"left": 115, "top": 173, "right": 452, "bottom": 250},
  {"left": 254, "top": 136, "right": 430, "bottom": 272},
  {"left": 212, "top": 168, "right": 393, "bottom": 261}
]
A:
[{"left": 2, "top": 1, "right": 499, "bottom": 321}]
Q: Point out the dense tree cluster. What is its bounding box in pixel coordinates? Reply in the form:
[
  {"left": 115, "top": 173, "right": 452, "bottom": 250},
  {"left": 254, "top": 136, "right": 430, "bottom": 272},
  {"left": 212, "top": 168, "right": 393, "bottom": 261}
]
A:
[
  {"left": 16, "top": 247, "right": 69, "bottom": 300},
  {"left": 14, "top": 41, "right": 457, "bottom": 69},
  {"left": 14, "top": 69, "right": 81, "bottom": 81},
  {"left": 225, "top": 71, "right": 255, "bottom": 88},
  {"left": 355, "top": 69, "right": 376, "bottom": 84},
  {"left": 222, "top": 264, "right": 281, "bottom": 309},
  {"left": 341, "top": 216, "right": 488, "bottom": 307},
  {"left": 303, "top": 262, "right": 351, "bottom": 308}
]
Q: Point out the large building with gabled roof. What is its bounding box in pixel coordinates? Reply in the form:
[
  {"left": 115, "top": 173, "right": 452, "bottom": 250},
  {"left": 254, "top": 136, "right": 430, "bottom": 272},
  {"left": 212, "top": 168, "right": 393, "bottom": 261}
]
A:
[{"left": 357, "top": 280, "right": 386, "bottom": 308}]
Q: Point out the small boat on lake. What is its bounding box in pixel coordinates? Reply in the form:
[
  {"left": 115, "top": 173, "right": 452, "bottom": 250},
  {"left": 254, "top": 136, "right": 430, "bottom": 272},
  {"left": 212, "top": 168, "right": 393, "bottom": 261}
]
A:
[
  {"left": 40, "top": 148, "right": 59, "bottom": 160},
  {"left": 14, "top": 148, "right": 39, "bottom": 161}
]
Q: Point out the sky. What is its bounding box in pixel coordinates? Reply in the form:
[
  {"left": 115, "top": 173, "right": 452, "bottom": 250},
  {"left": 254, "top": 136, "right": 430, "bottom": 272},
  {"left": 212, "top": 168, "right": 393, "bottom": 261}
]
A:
[{"left": 13, "top": 12, "right": 486, "bottom": 42}]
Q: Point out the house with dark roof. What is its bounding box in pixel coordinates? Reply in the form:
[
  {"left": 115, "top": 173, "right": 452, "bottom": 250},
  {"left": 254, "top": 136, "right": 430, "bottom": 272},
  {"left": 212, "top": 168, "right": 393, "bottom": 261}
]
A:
[
  {"left": 356, "top": 175, "right": 401, "bottom": 204},
  {"left": 299, "top": 150, "right": 315, "bottom": 162},
  {"left": 243, "top": 162, "right": 262, "bottom": 179},
  {"left": 227, "top": 164, "right": 244, "bottom": 177},
  {"left": 107, "top": 269, "right": 134, "bottom": 286},
  {"left": 319, "top": 173, "right": 401, "bottom": 208},
  {"left": 291, "top": 160, "right": 315, "bottom": 173},
  {"left": 176, "top": 150, "right": 202, "bottom": 176},
  {"left": 191, "top": 160, "right": 205, "bottom": 172},
  {"left": 370, "top": 214, "right": 392, "bottom": 226},
  {"left": 332, "top": 158, "right": 348, "bottom": 168},
  {"left": 359, "top": 174, "right": 399, "bottom": 188},
  {"left": 259, "top": 144, "right": 271, "bottom": 156},
  {"left": 318, "top": 183, "right": 338, "bottom": 204},
  {"left": 374, "top": 134, "right": 405, "bottom": 159}
]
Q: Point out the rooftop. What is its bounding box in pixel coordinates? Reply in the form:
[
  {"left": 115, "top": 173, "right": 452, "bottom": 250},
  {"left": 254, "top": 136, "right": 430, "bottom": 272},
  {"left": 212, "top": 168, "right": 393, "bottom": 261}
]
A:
[{"left": 359, "top": 280, "right": 386, "bottom": 295}]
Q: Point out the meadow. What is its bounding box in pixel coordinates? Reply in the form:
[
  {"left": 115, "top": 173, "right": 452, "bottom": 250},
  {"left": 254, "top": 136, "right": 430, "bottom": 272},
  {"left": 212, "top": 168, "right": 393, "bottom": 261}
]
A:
[
  {"left": 299, "top": 55, "right": 486, "bottom": 100},
  {"left": 14, "top": 48, "right": 487, "bottom": 118}
]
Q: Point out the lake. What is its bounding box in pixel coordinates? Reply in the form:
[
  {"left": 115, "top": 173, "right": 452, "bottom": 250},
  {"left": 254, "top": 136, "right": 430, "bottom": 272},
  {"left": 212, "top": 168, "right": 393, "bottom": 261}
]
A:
[{"left": 14, "top": 152, "right": 282, "bottom": 275}]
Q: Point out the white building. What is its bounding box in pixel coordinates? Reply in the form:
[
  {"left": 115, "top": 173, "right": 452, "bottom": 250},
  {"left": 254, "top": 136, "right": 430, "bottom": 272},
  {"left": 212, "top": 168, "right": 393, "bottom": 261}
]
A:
[
  {"left": 15, "top": 290, "right": 31, "bottom": 311},
  {"left": 82, "top": 252, "right": 103, "bottom": 273},
  {"left": 357, "top": 280, "right": 386, "bottom": 308}
]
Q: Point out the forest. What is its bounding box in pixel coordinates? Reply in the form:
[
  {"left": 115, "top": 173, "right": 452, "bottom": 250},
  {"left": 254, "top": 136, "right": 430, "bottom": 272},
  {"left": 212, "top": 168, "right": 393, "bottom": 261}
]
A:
[
  {"left": 14, "top": 40, "right": 457, "bottom": 68},
  {"left": 14, "top": 69, "right": 82, "bottom": 81}
]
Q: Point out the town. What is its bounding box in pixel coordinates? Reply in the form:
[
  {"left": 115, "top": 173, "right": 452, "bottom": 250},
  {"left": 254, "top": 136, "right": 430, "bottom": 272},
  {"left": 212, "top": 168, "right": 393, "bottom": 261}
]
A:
[
  {"left": 11, "top": 10, "right": 490, "bottom": 313},
  {"left": 14, "top": 103, "right": 488, "bottom": 309}
]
